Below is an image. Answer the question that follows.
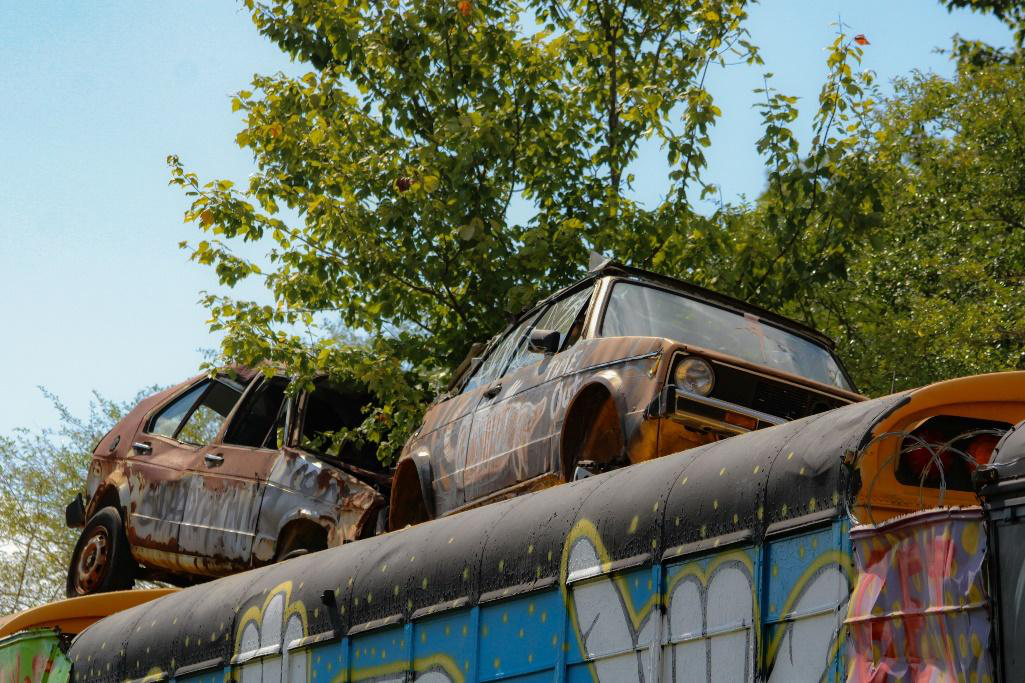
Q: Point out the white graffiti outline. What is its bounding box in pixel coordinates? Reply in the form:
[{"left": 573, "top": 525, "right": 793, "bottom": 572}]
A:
[
  {"left": 561, "top": 520, "right": 852, "bottom": 683},
  {"left": 235, "top": 582, "right": 309, "bottom": 683}
]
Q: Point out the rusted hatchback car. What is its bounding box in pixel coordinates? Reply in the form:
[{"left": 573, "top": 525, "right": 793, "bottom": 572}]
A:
[
  {"left": 64, "top": 368, "right": 389, "bottom": 595},
  {"left": 389, "top": 260, "right": 862, "bottom": 529}
]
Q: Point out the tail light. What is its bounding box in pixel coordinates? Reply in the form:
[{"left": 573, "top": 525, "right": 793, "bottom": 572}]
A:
[
  {"left": 896, "top": 416, "right": 1011, "bottom": 491},
  {"left": 903, "top": 427, "right": 953, "bottom": 484},
  {"left": 965, "top": 433, "right": 1000, "bottom": 471}
]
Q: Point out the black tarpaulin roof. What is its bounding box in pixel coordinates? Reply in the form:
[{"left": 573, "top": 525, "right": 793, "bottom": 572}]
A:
[{"left": 68, "top": 392, "right": 909, "bottom": 683}]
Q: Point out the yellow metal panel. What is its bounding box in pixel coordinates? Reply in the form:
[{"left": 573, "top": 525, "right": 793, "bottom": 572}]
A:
[
  {"left": 0, "top": 588, "right": 177, "bottom": 638},
  {"left": 854, "top": 371, "right": 1025, "bottom": 524}
]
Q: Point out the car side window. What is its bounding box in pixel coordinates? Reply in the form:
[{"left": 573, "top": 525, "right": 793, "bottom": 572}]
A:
[
  {"left": 176, "top": 379, "right": 244, "bottom": 446},
  {"left": 462, "top": 312, "right": 541, "bottom": 393},
  {"left": 223, "top": 377, "right": 288, "bottom": 449},
  {"left": 150, "top": 382, "right": 210, "bottom": 439},
  {"left": 150, "top": 378, "right": 244, "bottom": 446},
  {"left": 505, "top": 287, "right": 593, "bottom": 374}
]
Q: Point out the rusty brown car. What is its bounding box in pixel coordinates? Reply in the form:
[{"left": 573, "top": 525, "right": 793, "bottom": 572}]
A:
[
  {"left": 64, "top": 368, "right": 389, "bottom": 596},
  {"left": 389, "top": 260, "right": 862, "bottom": 529}
]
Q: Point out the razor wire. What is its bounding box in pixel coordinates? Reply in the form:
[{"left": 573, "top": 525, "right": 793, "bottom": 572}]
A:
[{"left": 845, "top": 428, "right": 1008, "bottom": 526}]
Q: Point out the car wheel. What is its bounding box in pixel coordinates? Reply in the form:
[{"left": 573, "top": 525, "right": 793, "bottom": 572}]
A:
[{"left": 66, "top": 507, "right": 136, "bottom": 597}]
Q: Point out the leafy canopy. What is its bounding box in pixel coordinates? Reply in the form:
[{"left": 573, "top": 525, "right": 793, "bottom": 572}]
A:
[
  {"left": 809, "top": 63, "right": 1025, "bottom": 393},
  {"left": 170, "top": 0, "right": 760, "bottom": 460},
  {"left": 172, "top": 0, "right": 1025, "bottom": 460}
]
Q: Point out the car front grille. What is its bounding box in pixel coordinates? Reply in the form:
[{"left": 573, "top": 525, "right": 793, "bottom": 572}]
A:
[
  {"left": 751, "top": 380, "right": 808, "bottom": 420},
  {"left": 701, "top": 359, "right": 849, "bottom": 422}
]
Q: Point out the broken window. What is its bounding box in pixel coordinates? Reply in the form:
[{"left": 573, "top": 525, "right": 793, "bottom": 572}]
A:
[
  {"left": 463, "top": 311, "right": 542, "bottom": 393},
  {"left": 298, "top": 381, "right": 384, "bottom": 472},
  {"left": 223, "top": 377, "right": 289, "bottom": 449},
  {"left": 505, "top": 286, "right": 592, "bottom": 374},
  {"left": 177, "top": 379, "right": 244, "bottom": 446}
]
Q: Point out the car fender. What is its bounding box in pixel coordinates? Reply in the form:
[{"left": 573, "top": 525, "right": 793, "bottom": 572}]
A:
[
  {"left": 254, "top": 450, "right": 384, "bottom": 562},
  {"left": 253, "top": 496, "right": 337, "bottom": 564},
  {"left": 404, "top": 452, "right": 435, "bottom": 517},
  {"left": 84, "top": 468, "right": 131, "bottom": 523},
  {"left": 272, "top": 508, "right": 330, "bottom": 547},
  {"left": 387, "top": 451, "right": 436, "bottom": 530},
  {"left": 558, "top": 359, "right": 666, "bottom": 471},
  {"left": 562, "top": 369, "right": 629, "bottom": 431}
]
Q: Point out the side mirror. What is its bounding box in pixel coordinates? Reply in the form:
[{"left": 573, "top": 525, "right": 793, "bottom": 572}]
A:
[{"left": 528, "top": 328, "right": 560, "bottom": 355}]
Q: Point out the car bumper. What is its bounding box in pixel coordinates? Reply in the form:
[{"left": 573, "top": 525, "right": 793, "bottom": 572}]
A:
[
  {"left": 65, "top": 493, "right": 86, "bottom": 528},
  {"left": 672, "top": 389, "right": 784, "bottom": 435}
]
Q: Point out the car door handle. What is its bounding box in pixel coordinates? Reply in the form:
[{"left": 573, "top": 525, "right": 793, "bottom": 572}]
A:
[
  {"left": 132, "top": 441, "right": 152, "bottom": 455},
  {"left": 484, "top": 383, "right": 502, "bottom": 398},
  {"left": 204, "top": 453, "right": 224, "bottom": 466}
]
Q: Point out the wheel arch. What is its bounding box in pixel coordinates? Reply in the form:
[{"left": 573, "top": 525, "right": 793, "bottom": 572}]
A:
[
  {"left": 388, "top": 454, "right": 434, "bottom": 530},
  {"left": 559, "top": 376, "right": 627, "bottom": 479},
  {"left": 274, "top": 515, "right": 329, "bottom": 560},
  {"left": 85, "top": 481, "right": 127, "bottom": 523}
]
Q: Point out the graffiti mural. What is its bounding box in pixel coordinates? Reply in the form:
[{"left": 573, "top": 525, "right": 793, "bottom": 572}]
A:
[
  {"left": 195, "top": 518, "right": 853, "bottom": 683},
  {"left": 562, "top": 520, "right": 851, "bottom": 683},
  {"left": 70, "top": 391, "right": 1006, "bottom": 683},
  {"left": 662, "top": 551, "right": 756, "bottom": 682},
  {"left": 563, "top": 520, "right": 657, "bottom": 682},
  {"left": 845, "top": 508, "right": 993, "bottom": 682},
  {"left": 0, "top": 629, "right": 70, "bottom": 683},
  {"left": 235, "top": 583, "right": 309, "bottom": 683}
]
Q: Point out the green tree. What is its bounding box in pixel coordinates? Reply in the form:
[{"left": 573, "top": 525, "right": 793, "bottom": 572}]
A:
[
  {"left": 170, "top": 0, "right": 760, "bottom": 461},
  {"left": 935, "top": 0, "right": 1025, "bottom": 65},
  {"left": 814, "top": 63, "right": 1025, "bottom": 394},
  {"left": 0, "top": 390, "right": 148, "bottom": 613},
  {"left": 174, "top": 0, "right": 1025, "bottom": 462},
  {"left": 707, "top": 55, "right": 1025, "bottom": 395},
  {"left": 943, "top": 0, "right": 1025, "bottom": 48},
  {"left": 652, "top": 23, "right": 882, "bottom": 310}
]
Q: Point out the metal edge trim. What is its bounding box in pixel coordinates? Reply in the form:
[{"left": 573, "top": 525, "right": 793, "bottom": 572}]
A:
[
  {"left": 661, "top": 530, "right": 754, "bottom": 561},
  {"left": 174, "top": 657, "right": 225, "bottom": 678}
]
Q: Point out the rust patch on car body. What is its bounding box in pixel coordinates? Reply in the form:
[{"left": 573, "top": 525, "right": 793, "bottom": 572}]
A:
[
  {"left": 392, "top": 262, "right": 863, "bottom": 529},
  {"left": 69, "top": 369, "right": 387, "bottom": 588}
]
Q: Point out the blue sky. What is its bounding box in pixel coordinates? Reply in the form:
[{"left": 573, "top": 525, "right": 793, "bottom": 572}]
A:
[{"left": 0, "top": 1, "right": 1012, "bottom": 434}]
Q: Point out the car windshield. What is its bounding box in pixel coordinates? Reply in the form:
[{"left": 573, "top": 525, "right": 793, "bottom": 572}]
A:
[{"left": 601, "top": 281, "right": 853, "bottom": 390}]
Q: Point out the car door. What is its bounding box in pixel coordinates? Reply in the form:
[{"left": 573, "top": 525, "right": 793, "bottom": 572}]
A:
[
  {"left": 253, "top": 379, "right": 387, "bottom": 548},
  {"left": 405, "top": 310, "right": 539, "bottom": 512},
  {"left": 124, "top": 378, "right": 239, "bottom": 555},
  {"left": 462, "top": 286, "right": 594, "bottom": 503},
  {"left": 178, "top": 375, "right": 288, "bottom": 567}
]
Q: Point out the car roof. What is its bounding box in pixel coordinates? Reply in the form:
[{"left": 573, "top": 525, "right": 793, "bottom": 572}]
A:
[
  {"left": 453, "top": 260, "right": 855, "bottom": 396},
  {"left": 530, "top": 259, "right": 839, "bottom": 351}
]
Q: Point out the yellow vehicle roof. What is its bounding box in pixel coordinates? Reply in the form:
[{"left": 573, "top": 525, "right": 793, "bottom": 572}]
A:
[{"left": 0, "top": 589, "right": 176, "bottom": 639}]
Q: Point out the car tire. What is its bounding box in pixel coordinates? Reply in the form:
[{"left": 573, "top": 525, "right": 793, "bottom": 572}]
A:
[{"left": 66, "top": 507, "right": 136, "bottom": 597}]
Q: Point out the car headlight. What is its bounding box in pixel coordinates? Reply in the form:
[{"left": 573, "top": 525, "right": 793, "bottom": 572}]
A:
[{"left": 674, "top": 357, "right": 715, "bottom": 396}]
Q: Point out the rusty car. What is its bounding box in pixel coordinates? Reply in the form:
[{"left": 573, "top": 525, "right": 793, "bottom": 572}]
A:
[
  {"left": 388, "top": 259, "right": 863, "bottom": 529},
  {"left": 64, "top": 368, "right": 389, "bottom": 595}
]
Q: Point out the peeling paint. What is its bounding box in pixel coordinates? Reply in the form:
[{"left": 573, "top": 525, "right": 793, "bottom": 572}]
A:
[
  {"left": 394, "top": 267, "right": 860, "bottom": 529},
  {"left": 69, "top": 371, "right": 386, "bottom": 588},
  {"left": 0, "top": 629, "right": 70, "bottom": 683}
]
